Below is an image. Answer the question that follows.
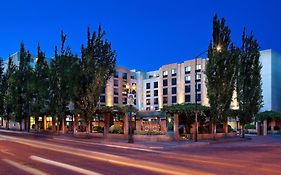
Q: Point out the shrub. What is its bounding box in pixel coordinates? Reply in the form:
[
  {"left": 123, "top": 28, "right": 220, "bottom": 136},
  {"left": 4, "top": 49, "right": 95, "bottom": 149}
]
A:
[
  {"left": 93, "top": 126, "right": 103, "bottom": 133},
  {"left": 274, "top": 126, "right": 280, "bottom": 131},
  {"left": 109, "top": 125, "right": 123, "bottom": 134},
  {"left": 135, "top": 130, "right": 165, "bottom": 135},
  {"left": 245, "top": 124, "right": 256, "bottom": 129}
]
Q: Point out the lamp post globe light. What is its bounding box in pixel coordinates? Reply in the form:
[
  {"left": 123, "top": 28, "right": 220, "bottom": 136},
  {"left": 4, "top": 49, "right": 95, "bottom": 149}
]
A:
[
  {"left": 126, "top": 84, "right": 136, "bottom": 143},
  {"left": 194, "top": 46, "right": 221, "bottom": 142}
]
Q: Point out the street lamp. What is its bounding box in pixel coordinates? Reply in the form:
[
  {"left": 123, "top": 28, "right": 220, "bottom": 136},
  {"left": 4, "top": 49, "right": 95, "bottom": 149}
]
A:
[
  {"left": 126, "top": 84, "right": 136, "bottom": 143},
  {"left": 194, "top": 45, "right": 221, "bottom": 142}
]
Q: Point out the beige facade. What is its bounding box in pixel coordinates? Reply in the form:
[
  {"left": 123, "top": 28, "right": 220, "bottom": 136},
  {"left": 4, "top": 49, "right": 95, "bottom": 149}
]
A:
[{"left": 101, "top": 58, "right": 208, "bottom": 112}]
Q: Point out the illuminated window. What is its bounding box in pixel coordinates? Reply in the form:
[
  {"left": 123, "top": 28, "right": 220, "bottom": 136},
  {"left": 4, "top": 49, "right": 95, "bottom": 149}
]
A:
[
  {"left": 185, "top": 76, "right": 191, "bottom": 83},
  {"left": 171, "top": 68, "right": 177, "bottom": 76},
  {"left": 185, "top": 66, "right": 191, "bottom": 74},
  {"left": 163, "top": 70, "right": 168, "bottom": 77},
  {"left": 196, "top": 64, "right": 201, "bottom": 71}
]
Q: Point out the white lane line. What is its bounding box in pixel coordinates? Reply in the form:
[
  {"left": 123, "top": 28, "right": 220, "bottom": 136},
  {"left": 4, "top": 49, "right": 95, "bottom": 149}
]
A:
[
  {"left": 2, "top": 159, "right": 48, "bottom": 175},
  {"left": 52, "top": 138, "right": 162, "bottom": 153},
  {"left": 1, "top": 149, "right": 15, "bottom": 156},
  {"left": 30, "top": 155, "right": 102, "bottom": 175}
]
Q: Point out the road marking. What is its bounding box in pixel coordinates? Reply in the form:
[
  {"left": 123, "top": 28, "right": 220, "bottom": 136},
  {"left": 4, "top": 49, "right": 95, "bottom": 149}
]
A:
[
  {"left": 30, "top": 155, "right": 102, "bottom": 175},
  {"left": 52, "top": 137, "right": 162, "bottom": 153},
  {"left": 1, "top": 149, "right": 15, "bottom": 156},
  {"left": 2, "top": 159, "right": 48, "bottom": 175}
]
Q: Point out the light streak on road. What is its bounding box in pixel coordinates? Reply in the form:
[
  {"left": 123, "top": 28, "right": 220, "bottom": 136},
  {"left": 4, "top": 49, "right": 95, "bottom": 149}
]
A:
[
  {"left": 0, "top": 135, "right": 213, "bottom": 175},
  {"left": 30, "top": 155, "right": 103, "bottom": 175},
  {"left": 52, "top": 137, "right": 162, "bottom": 153},
  {"left": 2, "top": 159, "right": 49, "bottom": 175},
  {"left": 1, "top": 149, "right": 15, "bottom": 156}
]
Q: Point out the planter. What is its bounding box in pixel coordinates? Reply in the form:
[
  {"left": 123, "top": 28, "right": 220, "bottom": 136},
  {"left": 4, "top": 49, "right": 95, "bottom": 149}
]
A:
[{"left": 134, "top": 134, "right": 173, "bottom": 142}]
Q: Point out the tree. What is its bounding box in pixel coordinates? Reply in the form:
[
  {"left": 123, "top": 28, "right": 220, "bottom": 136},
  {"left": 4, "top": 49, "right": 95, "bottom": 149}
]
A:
[
  {"left": 49, "top": 31, "right": 80, "bottom": 133},
  {"left": 3, "top": 56, "right": 17, "bottom": 129},
  {"left": 237, "top": 29, "right": 263, "bottom": 138},
  {"left": 0, "top": 58, "right": 5, "bottom": 119},
  {"left": 15, "top": 42, "right": 32, "bottom": 131},
  {"left": 205, "top": 15, "right": 238, "bottom": 139},
  {"left": 79, "top": 26, "right": 116, "bottom": 133},
  {"left": 29, "top": 44, "right": 50, "bottom": 131}
]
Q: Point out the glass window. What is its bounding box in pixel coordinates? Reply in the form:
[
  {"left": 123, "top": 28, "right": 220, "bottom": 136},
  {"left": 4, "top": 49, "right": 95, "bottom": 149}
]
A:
[
  {"left": 196, "top": 84, "right": 201, "bottom": 92},
  {"left": 196, "top": 74, "right": 201, "bottom": 80},
  {"left": 185, "top": 76, "right": 191, "bottom": 83},
  {"left": 123, "top": 98, "right": 127, "bottom": 104},
  {"left": 163, "top": 97, "right": 168, "bottom": 104},
  {"left": 146, "top": 91, "right": 151, "bottom": 97},
  {"left": 146, "top": 83, "right": 150, "bottom": 89},
  {"left": 114, "top": 97, "right": 118, "bottom": 104},
  {"left": 114, "top": 79, "right": 118, "bottom": 86},
  {"left": 172, "top": 87, "right": 177, "bottom": 94},
  {"left": 146, "top": 99, "right": 151, "bottom": 105},
  {"left": 154, "top": 90, "right": 158, "bottom": 96},
  {"left": 185, "top": 66, "right": 191, "bottom": 74},
  {"left": 163, "top": 79, "right": 168, "bottom": 86},
  {"left": 185, "top": 95, "right": 191, "bottom": 103},
  {"left": 122, "top": 72, "right": 127, "bottom": 79},
  {"left": 163, "top": 70, "right": 168, "bottom": 77},
  {"left": 185, "top": 85, "right": 190, "bottom": 93},
  {"left": 100, "top": 96, "right": 105, "bottom": 103},
  {"left": 114, "top": 71, "right": 118, "bottom": 78},
  {"left": 172, "top": 78, "right": 177, "bottom": 85},
  {"left": 172, "top": 96, "right": 177, "bottom": 103},
  {"left": 155, "top": 106, "right": 159, "bottom": 110},
  {"left": 171, "top": 68, "right": 177, "bottom": 76},
  {"left": 196, "top": 94, "right": 201, "bottom": 102},
  {"left": 154, "top": 98, "right": 159, "bottom": 105},
  {"left": 154, "top": 81, "right": 158, "bottom": 88},
  {"left": 196, "top": 64, "right": 201, "bottom": 70},
  {"left": 114, "top": 88, "right": 118, "bottom": 95},
  {"left": 163, "top": 88, "right": 168, "bottom": 95}
]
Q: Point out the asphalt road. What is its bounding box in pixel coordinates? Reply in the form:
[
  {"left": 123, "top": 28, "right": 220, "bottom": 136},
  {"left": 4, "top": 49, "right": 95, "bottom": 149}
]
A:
[{"left": 0, "top": 130, "right": 280, "bottom": 175}]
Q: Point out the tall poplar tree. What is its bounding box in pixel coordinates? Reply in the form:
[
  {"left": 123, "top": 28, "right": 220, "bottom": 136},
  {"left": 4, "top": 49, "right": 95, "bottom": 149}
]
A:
[
  {"left": 237, "top": 29, "right": 263, "bottom": 138},
  {"left": 0, "top": 58, "right": 5, "bottom": 119},
  {"left": 205, "top": 15, "right": 238, "bottom": 139},
  {"left": 79, "top": 26, "right": 116, "bottom": 133}
]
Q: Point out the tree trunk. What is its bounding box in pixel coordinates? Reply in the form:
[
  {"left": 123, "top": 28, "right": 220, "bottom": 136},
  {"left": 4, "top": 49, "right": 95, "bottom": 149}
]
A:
[
  {"left": 241, "top": 124, "right": 245, "bottom": 138},
  {"left": 6, "top": 118, "right": 10, "bottom": 130},
  {"left": 19, "top": 120, "right": 22, "bottom": 131},
  {"left": 73, "top": 113, "right": 78, "bottom": 136},
  {"left": 212, "top": 120, "right": 216, "bottom": 140},
  {"left": 223, "top": 118, "right": 228, "bottom": 136}
]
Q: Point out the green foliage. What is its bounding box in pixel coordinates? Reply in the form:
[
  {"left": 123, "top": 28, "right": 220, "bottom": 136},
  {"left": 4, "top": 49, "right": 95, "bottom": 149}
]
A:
[
  {"left": 79, "top": 26, "right": 116, "bottom": 122},
  {"left": 256, "top": 111, "right": 281, "bottom": 121},
  {"left": 237, "top": 28, "right": 263, "bottom": 125},
  {"left": 135, "top": 130, "right": 165, "bottom": 135},
  {"left": 0, "top": 58, "right": 5, "bottom": 116},
  {"left": 109, "top": 125, "right": 123, "bottom": 134},
  {"left": 205, "top": 15, "right": 238, "bottom": 124},
  {"left": 245, "top": 124, "right": 256, "bottom": 129}
]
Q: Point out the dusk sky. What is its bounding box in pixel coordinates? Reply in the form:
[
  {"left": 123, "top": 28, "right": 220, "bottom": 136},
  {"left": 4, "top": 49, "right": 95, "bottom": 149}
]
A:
[{"left": 0, "top": 0, "right": 280, "bottom": 71}]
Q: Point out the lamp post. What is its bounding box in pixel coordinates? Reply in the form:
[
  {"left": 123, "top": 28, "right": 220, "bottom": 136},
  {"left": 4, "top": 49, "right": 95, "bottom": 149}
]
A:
[
  {"left": 126, "top": 84, "right": 136, "bottom": 143},
  {"left": 194, "top": 46, "right": 221, "bottom": 142}
]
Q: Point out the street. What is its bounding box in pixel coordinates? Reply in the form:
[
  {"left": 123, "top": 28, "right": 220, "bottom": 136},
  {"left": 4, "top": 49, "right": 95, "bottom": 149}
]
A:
[{"left": 0, "top": 130, "right": 281, "bottom": 175}]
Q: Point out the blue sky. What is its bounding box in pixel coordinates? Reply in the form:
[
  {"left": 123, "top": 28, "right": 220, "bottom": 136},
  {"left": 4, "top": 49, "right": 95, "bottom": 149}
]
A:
[{"left": 0, "top": 0, "right": 280, "bottom": 71}]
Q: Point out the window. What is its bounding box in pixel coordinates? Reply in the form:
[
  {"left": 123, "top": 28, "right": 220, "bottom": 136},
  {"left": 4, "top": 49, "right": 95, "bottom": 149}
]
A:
[
  {"left": 163, "top": 88, "right": 168, "bottom": 95},
  {"left": 131, "top": 75, "right": 135, "bottom": 79},
  {"left": 196, "top": 64, "right": 201, "bottom": 71},
  {"left": 146, "top": 99, "right": 151, "bottom": 105},
  {"left": 155, "top": 106, "right": 159, "bottom": 110},
  {"left": 114, "top": 71, "right": 118, "bottom": 78},
  {"left": 172, "top": 78, "right": 177, "bottom": 85},
  {"left": 163, "top": 97, "right": 168, "bottom": 104},
  {"left": 100, "top": 96, "right": 105, "bottom": 103},
  {"left": 196, "top": 94, "right": 201, "bottom": 102},
  {"left": 185, "top": 76, "right": 191, "bottom": 83},
  {"left": 114, "top": 97, "right": 118, "bottom": 104},
  {"left": 146, "top": 83, "right": 150, "bottom": 89},
  {"left": 172, "top": 96, "right": 177, "bottom": 103},
  {"left": 163, "top": 70, "right": 168, "bottom": 77},
  {"left": 154, "top": 81, "right": 158, "bottom": 88},
  {"left": 114, "top": 79, "right": 118, "bottom": 86},
  {"left": 154, "top": 90, "right": 158, "bottom": 96},
  {"left": 163, "top": 79, "right": 168, "bottom": 86},
  {"left": 171, "top": 68, "right": 177, "bottom": 76},
  {"left": 185, "top": 85, "right": 191, "bottom": 93},
  {"left": 146, "top": 107, "right": 150, "bottom": 111},
  {"left": 185, "top": 66, "right": 191, "bottom": 74},
  {"left": 122, "top": 72, "right": 127, "bottom": 79},
  {"left": 185, "top": 95, "right": 191, "bottom": 103},
  {"left": 114, "top": 88, "right": 118, "bottom": 95},
  {"left": 146, "top": 91, "right": 151, "bottom": 97},
  {"left": 196, "top": 84, "right": 201, "bottom": 92},
  {"left": 154, "top": 98, "right": 159, "bottom": 105},
  {"left": 101, "top": 87, "right": 106, "bottom": 94},
  {"left": 196, "top": 74, "right": 201, "bottom": 81},
  {"left": 123, "top": 98, "right": 127, "bottom": 104},
  {"left": 172, "top": 87, "right": 177, "bottom": 94}
]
